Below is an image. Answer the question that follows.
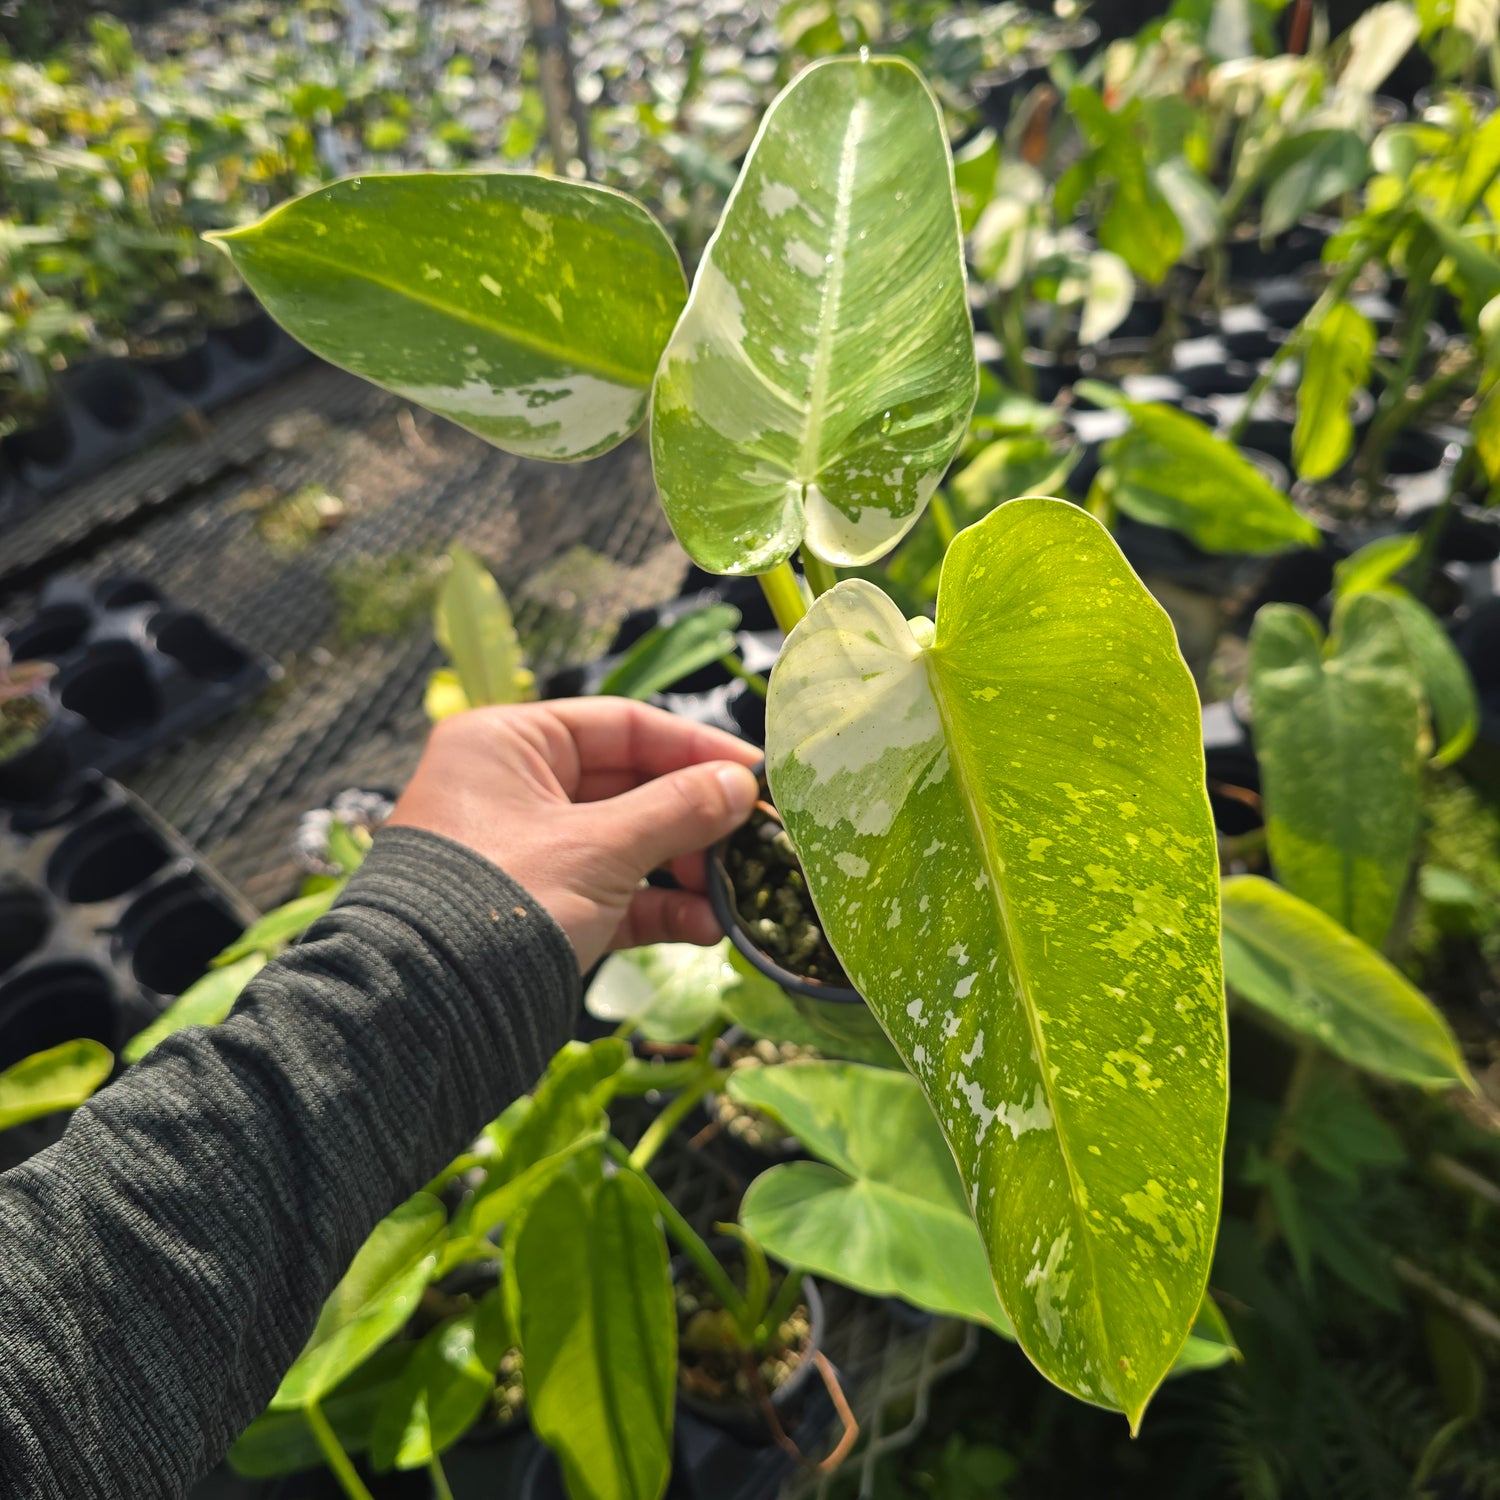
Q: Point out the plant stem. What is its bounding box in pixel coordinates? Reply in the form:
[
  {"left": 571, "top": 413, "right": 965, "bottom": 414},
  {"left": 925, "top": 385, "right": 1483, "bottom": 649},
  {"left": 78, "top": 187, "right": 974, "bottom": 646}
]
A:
[
  {"left": 428, "top": 1455, "right": 456, "bottom": 1500},
  {"left": 799, "top": 546, "right": 838, "bottom": 598},
  {"left": 604, "top": 1136, "right": 747, "bottom": 1322},
  {"left": 629, "top": 1067, "right": 724, "bottom": 1171},
  {"left": 1226, "top": 244, "right": 1374, "bottom": 444},
  {"left": 305, "top": 1401, "right": 375, "bottom": 1500},
  {"left": 758, "top": 1262, "right": 809, "bottom": 1345},
  {"left": 929, "top": 490, "right": 958, "bottom": 548},
  {"left": 757, "top": 562, "right": 809, "bottom": 636},
  {"left": 719, "top": 654, "right": 769, "bottom": 699},
  {"left": 1413, "top": 446, "right": 1475, "bottom": 593}
]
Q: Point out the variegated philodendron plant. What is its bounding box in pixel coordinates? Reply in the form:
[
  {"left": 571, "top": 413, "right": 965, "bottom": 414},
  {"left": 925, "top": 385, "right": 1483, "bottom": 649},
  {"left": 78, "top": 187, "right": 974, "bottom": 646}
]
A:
[{"left": 215, "top": 54, "right": 1227, "bottom": 1427}]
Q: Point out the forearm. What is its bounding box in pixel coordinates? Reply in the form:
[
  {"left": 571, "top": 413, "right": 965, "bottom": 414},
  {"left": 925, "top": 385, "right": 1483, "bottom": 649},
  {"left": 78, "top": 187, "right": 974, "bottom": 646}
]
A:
[{"left": 0, "top": 828, "right": 579, "bottom": 1498}]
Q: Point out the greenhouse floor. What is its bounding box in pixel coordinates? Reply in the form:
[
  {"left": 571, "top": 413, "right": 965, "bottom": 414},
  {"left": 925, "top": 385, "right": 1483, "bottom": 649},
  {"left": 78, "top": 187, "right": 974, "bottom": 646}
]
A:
[{"left": 0, "top": 364, "right": 979, "bottom": 1497}]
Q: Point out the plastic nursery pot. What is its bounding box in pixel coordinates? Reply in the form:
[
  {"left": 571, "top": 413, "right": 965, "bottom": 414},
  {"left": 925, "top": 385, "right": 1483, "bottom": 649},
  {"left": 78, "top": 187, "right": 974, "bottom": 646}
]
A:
[
  {"left": 57, "top": 642, "right": 164, "bottom": 739},
  {"left": 1, "top": 403, "right": 74, "bottom": 474},
  {"left": 115, "top": 873, "right": 244, "bottom": 997},
  {"left": 46, "top": 805, "right": 174, "bottom": 904},
  {"left": 8, "top": 602, "right": 91, "bottom": 661},
  {"left": 0, "top": 959, "right": 117, "bottom": 1071},
  {"left": 150, "top": 609, "right": 254, "bottom": 683},
  {"left": 672, "top": 1242, "right": 834, "bottom": 1448},
  {"left": 65, "top": 360, "right": 149, "bottom": 436},
  {"left": 708, "top": 770, "right": 862, "bottom": 1006},
  {"left": 702, "top": 1028, "right": 808, "bottom": 1180}
]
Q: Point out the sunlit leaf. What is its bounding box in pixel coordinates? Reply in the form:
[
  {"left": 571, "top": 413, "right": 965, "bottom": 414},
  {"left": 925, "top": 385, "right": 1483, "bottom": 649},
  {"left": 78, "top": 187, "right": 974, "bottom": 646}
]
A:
[
  {"left": 0, "top": 1038, "right": 113, "bottom": 1130},
  {"left": 434, "top": 544, "right": 534, "bottom": 709},
  {"left": 651, "top": 55, "right": 977, "bottom": 572},
  {"left": 586, "top": 941, "right": 737, "bottom": 1042},
  {"left": 1333, "top": 534, "right": 1420, "bottom": 600},
  {"left": 1222, "top": 875, "right": 1473, "bottom": 1089},
  {"left": 273, "top": 1193, "right": 447, "bottom": 1409},
  {"left": 1293, "top": 302, "right": 1374, "bottom": 481},
  {"left": 1261, "top": 129, "right": 1369, "bottom": 239},
  {"left": 953, "top": 127, "right": 999, "bottom": 234},
  {"left": 122, "top": 953, "right": 267, "bottom": 1064},
  {"left": 766, "top": 497, "right": 1226, "bottom": 1427},
  {"left": 213, "top": 885, "right": 345, "bottom": 966},
  {"left": 1248, "top": 603, "right": 1423, "bottom": 947},
  {"left": 509, "top": 1171, "right": 674, "bottom": 1500},
  {"left": 209, "top": 173, "right": 686, "bottom": 461}
]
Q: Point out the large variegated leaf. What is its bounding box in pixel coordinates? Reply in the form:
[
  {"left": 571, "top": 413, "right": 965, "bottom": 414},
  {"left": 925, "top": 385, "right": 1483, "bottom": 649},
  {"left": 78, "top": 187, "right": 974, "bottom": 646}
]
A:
[
  {"left": 650, "top": 55, "right": 977, "bottom": 573},
  {"left": 765, "top": 497, "right": 1226, "bottom": 1428},
  {"left": 208, "top": 173, "right": 686, "bottom": 461},
  {"left": 1248, "top": 603, "right": 1423, "bottom": 949},
  {"left": 1222, "top": 876, "right": 1473, "bottom": 1090}
]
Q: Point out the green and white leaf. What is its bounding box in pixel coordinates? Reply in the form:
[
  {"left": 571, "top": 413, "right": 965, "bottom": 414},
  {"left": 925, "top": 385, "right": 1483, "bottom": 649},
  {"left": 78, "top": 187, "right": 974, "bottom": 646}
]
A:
[
  {"left": 1293, "top": 302, "right": 1374, "bottom": 482},
  {"left": 1100, "top": 401, "right": 1320, "bottom": 554},
  {"left": 509, "top": 1171, "right": 675, "bottom": 1500},
  {"left": 0, "top": 1038, "right": 113, "bottom": 1130},
  {"left": 1248, "top": 603, "right": 1423, "bottom": 948},
  {"left": 650, "top": 55, "right": 977, "bottom": 573},
  {"left": 1222, "top": 875, "right": 1473, "bottom": 1090},
  {"left": 122, "top": 953, "right": 267, "bottom": 1064},
  {"left": 273, "top": 1193, "right": 447, "bottom": 1409},
  {"left": 766, "top": 497, "right": 1227, "bottom": 1427},
  {"left": 1333, "top": 534, "right": 1420, "bottom": 600},
  {"left": 209, "top": 172, "right": 686, "bottom": 461},
  {"left": 434, "top": 544, "right": 533, "bottom": 710}
]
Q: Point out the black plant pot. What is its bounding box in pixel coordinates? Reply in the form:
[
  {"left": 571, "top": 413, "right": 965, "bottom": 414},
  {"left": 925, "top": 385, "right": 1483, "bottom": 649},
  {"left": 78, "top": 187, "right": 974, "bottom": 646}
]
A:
[
  {"left": 701, "top": 1026, "right": 808, "bottom": 1182},
  {"left": 0, "top": 708, "right": 70, "bottom": 807},
  {"left": 708, "top": 768, "right": 862, "bottom": 1006}
]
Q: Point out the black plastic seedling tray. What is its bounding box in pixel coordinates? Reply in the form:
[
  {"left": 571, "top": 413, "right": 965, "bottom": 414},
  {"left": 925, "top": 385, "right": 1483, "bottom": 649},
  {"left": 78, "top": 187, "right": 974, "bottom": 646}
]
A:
[
  {"left": 1, "top": 574, "right": 275, "bottom": 813},
  {"left": 0, "top": 774, "right": 256, "bottom": 1170}
]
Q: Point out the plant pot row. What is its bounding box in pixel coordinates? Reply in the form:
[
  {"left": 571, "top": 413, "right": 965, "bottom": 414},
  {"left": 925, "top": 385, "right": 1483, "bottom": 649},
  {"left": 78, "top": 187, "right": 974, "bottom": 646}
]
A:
[
  {"left": 0, "top": 305, "right": 309, "bottom": 518},
  {"left": 0, "top": 574, "right": 274, "bottom": 813},
  {"left": 0, "top": 775, "right": 255, "bottom": 1171}
]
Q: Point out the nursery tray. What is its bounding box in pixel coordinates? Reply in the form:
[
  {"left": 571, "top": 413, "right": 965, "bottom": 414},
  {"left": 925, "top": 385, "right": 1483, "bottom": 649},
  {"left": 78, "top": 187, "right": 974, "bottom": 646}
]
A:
[
  {"left": 0, "top": 774, "right": 256, "bottom": 1171},
  {"left": 1, "top": 574, "right": 275, "bottom": 813}
]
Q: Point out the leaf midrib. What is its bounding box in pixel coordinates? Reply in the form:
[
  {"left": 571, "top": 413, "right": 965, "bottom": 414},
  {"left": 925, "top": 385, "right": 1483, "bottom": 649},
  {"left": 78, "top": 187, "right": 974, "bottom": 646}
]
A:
[
  {"left": 923, "top": 650, "right": 1115, "bottom": 1387},
  {"left": 234, "top": 237, "right": 652, "bottom": 391}
]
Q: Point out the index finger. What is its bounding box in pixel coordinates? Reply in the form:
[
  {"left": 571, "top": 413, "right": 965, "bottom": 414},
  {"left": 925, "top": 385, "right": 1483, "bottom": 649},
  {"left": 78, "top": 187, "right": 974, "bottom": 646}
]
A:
[{"left": 537, "top": 697, "right": 762, "bottom": 782}]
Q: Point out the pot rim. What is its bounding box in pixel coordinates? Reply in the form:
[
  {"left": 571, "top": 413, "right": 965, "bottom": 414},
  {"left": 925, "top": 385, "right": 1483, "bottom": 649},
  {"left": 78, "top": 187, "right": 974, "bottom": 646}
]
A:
[{"left": 708, "top": 764, "right": 863, "bottom": 1006}]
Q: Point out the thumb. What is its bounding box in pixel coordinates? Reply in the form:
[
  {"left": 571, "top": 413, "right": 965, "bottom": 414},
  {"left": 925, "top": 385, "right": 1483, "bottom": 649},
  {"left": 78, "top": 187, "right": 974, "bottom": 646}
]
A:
[{"left": 594, "top": 761, "right": 760, "bottom": 877}]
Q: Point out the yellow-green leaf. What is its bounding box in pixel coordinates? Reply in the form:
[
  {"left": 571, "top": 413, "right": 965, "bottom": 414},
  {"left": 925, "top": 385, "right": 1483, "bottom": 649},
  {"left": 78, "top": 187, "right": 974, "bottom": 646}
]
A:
[
  {"left": 1293, "top": 303, "right": 1375, "bottom": 482},
  {"left": 0, "top": 1038, "right": 113, "bottom": 1130}
]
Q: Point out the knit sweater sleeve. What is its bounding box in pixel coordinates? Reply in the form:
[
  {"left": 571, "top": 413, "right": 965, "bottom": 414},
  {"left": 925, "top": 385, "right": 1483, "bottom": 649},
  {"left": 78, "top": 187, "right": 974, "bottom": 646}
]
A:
[{"left": 0, "top": 826, "right": 579, "bottom": 1498}]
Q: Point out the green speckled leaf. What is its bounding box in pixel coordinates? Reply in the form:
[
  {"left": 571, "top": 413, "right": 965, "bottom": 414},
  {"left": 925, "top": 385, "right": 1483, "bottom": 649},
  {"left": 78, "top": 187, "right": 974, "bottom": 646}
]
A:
[
  {"left": 209, "top": 172, "right": 686, "bottom": 461},
  {"left": 765, "top": 498, "right": 1226, "bottom": 1427},
  {"left": 0, "top": 1038, "right": 113, "bottom": 1130},
  {"left": 1222, "top": 875, "right": 1473, "bottom": 1090},
  {"left": 650, "top": 55, "right": 977, "bottom": 573},
  {"left": 1248, "top": 603, "right": 1423, "bottom": 948}
]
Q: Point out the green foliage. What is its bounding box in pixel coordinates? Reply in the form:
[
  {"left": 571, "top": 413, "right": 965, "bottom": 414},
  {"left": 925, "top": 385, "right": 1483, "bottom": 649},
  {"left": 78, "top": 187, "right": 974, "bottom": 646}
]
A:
[
  {"left": 1261, "top": 130, "right": 1370, "bottom": 239},
  {"left": 1248, "top": 604, "right": 1423, "bottom": 948},
  {"left": 1222, "top": 876, "right": 1473, "bottom": 1089},
  {"left": 651, "top": 55, "right": 977, "bottom": 572},
  {"left": 597, "top": 603, "right": 741, "bottom": 701},
  {"left": 211, "top": 173, "right": 687, "bottom": 461},
  {"left": 768, "top": 498, "right": 1226, "bottom": 1426},
  {"left": 121, "top": 953, "right": 268, "bottom": 1064},
  {"left": 508, "top": 1170, "right": 675, "bottom": 1500},
  {"left": 429, "top": 544, "right": 535, "bottom": 719},
  {"left": 586, "top": 941, "right": 739, "bottom": 1043},
  {"left": 1294, "top": 303, "right": 1375, "bottom": 481},
  {"left": 0, "top": 1037, "right": 112, "bottom": 1130},
  {"left": 1094, "top": 397, "right": 1320, "bottom": 554}
]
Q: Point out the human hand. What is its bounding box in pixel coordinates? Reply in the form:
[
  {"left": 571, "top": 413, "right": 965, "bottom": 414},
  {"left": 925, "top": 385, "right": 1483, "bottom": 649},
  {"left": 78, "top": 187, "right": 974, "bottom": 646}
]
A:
[{"left": 387, "top": 699, "right": 762, "bottom": 971}]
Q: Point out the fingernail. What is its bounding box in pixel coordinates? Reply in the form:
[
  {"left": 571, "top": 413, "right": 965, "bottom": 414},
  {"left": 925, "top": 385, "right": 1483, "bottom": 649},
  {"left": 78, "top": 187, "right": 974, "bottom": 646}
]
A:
[{"left": 715, "top": 762, "right": 759, "bottom": 816}]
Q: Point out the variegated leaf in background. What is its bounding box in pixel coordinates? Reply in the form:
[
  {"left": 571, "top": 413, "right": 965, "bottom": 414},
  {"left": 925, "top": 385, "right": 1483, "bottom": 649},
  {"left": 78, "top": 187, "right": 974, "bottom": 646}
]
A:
[
  {"left": 210, "top": 173, "right": 686, "bottom": 461},
  {"left": 650, "top": 55, "right": 977, "bottom": 573},
  {"left": 765, "top": 497, "right": 1226, "bottom": 1427}
]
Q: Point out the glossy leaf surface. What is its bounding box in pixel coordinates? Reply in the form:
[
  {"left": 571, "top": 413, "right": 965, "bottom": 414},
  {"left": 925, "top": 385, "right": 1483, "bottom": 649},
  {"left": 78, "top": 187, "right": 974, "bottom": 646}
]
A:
[
  {"left": 597, "top": 604, "right": 741, "bottom": 700},
  {"left": 1261, "top": 129, "right": 1369, "bottom": 238},
  {"left": 369, "top": 1290, "right": 511, "bottom": 1470},
  {"left": 122, "top": 953, "right": 266, "bottom": 1064},
  {"left": 1293, "top": 302, "right": 1374, "bottom": 481},
  {"left": 651, "top": 55, "right": 977, "bottom": 573},
  {"left": 273, "top": 1193, "right": 447, "bottom": 1409},
  {"left": 210, "top": 173, "right": 686, "bottom": 461},
  {"left": 435, "top": 544, "right": 533, "bottom": 709},
  {"left": 1100, "top": 400, "right": 1319, "bottom": 554},
  {"left": 1248, "top": 603, "right": 1422, "bottom": 948},
  {"left": 1222, "top": 876, "right": 1473, "bottom": 1090},
  {"left": 766, "top": 498, "right": 1227, "bottom": 1425},
  {"left": 510, "top": 1171, "right": 674, "bottom": 1500},
  {"left": 586, "top": 941, "right": 737, "bottom": 1042},
  {"left": 214, "top": 885, "right": 344, "bottom": 965},
  {"left": 0, "top": 1038, "right": 113, "bottom": 1129}
]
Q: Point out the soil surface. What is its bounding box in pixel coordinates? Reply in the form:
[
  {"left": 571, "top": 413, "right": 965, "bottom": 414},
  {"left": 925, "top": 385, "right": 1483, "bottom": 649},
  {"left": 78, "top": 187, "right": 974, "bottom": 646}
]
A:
[
  {"left": 711, "top": 1035, "right": 817, "bottom": 1152},
  {"left": 723, "top": 803, "right": 852, "bottom": 989},
  {"left": 0, "top": 698, "right": 48, "bottom": 762},
  {"left": 676, "top": 1265, "right": 812, "bottom": 1413}
]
